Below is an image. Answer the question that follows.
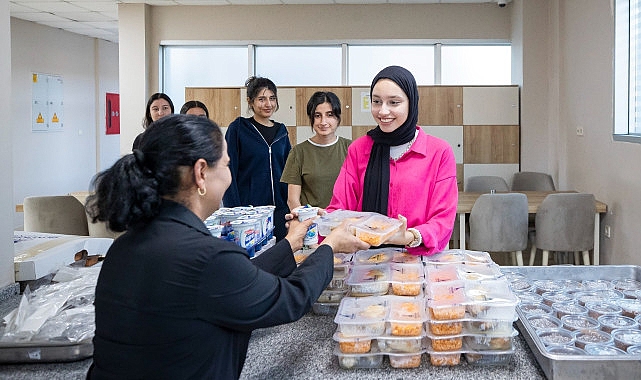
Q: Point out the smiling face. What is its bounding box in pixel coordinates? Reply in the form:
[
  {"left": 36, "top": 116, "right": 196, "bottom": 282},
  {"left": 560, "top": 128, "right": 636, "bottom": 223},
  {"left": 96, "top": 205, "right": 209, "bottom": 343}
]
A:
[
  {"left": 150, "top": 98, "right": 173, "bottom": 122},
  {"left": 370, "top": 79, "right": 409, "bottom": 133},
  {"left": 312, "top": 102, "right": 339, "bottom": 139},
  {"left": 249, "top": 87, "right": 277, "bottom": 121}
]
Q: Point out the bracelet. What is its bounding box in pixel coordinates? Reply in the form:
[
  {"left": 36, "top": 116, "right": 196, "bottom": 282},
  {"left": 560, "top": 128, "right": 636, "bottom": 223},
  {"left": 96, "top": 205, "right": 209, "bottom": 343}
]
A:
[{"left": 406, "top": 228, "right": 422, "bottom": 248}]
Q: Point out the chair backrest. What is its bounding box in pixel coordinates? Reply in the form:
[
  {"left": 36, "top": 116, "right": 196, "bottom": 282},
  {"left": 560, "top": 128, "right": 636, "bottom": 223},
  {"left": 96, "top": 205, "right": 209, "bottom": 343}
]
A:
[
  {"left": 469, "top": 193, "right": 529, "bottom": 252},
  {"left": 465, "top": 176, "right": 510, "bottom": 193},
  {"left": 23, "top": 195, "right": 90, "bottom": 236},
  {"left": 535, "top": 193, "right": 595, "bottom": 251},
  {"left": 511, "top": 171, "right": 556, "bottom": 191},
  {"left": 69, "top": 191, "right": 122, "bottom": 238}
]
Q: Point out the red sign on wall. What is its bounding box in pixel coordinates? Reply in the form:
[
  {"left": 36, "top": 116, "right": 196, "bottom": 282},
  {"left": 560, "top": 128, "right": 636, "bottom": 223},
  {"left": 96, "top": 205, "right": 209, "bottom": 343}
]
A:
[{"left": 106, "top": 92, "right": 120, "bottom": 135}]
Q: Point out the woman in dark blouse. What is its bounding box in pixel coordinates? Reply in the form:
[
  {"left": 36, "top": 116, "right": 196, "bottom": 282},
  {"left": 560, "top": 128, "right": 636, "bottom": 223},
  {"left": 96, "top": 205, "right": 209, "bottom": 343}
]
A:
[{"left": 85, "top": 114, "right": 368, "bottom": 380}]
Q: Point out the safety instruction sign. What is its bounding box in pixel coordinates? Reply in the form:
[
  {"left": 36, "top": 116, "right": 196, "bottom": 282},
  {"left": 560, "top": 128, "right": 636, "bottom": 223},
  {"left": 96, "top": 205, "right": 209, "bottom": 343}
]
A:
[{"left": 32, "top": 73, "right": 64, "bottom": 132}]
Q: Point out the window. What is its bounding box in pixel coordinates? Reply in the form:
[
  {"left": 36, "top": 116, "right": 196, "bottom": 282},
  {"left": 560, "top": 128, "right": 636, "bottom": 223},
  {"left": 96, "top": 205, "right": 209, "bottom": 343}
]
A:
[
  {"left": 348, "top": 45, "right": 434, "bottom": 86},
  {"left": 614, "top": 0, "right": 641, "bottom": 142},
  {"left": 255, "top": 46, "right": 342, "bottom": 86},
  {"left": 441, "top": 45, "right": 511, "bottom": 85}
]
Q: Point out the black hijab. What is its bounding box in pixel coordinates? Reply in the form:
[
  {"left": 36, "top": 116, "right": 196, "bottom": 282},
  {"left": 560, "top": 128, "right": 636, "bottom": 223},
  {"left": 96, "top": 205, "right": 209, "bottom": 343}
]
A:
[{"left": 362, "top": 66, "right": 419, "bottom": 214}]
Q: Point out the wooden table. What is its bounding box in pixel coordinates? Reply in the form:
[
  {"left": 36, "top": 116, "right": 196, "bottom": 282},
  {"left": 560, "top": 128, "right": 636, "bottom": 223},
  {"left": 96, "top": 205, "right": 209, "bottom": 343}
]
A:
[{"left": 456, "top": 191, "right": 608, "bottom": 265}]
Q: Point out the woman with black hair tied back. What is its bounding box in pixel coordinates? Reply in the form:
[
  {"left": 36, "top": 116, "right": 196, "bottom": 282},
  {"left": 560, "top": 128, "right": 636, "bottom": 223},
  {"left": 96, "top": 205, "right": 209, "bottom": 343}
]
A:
[
  {"left": 327, "top": 65, "right": 458, "bottom": 256},
  {"left": 86, "top": 114, "right": 368, "bottom": 380}
]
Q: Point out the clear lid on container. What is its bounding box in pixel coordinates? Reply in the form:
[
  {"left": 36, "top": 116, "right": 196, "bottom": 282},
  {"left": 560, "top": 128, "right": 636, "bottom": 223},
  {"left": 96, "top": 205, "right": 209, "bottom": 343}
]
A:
[
  {"left": 509, "top": 278, "right": 534, "bottom": 293},
  {"left": 317, "top": 210, "right": 374, "bottom": 236},
  {"left": 345, "top": 264, "right": 390, "bottom": 286},
  {"left": 542, "top": 291, "right": 575, "bottom": 305},
  {"left": 424, "top": 250, "right": 492, "bottom": 265},
  {"left": 536, "top": 328, "right": 575, "bottom": 346},
  {"left": 574, "top": 329, "right": 612, "bottom": 346},
  {"left": 332, "top": 331, "right": 374, "bottom": 343},
  {"left": 425, "top": 264, "right": 460, "bottom": 283},
  {"left": 391, "top": 250, "right": 421, "bottom": 264},
  {"left": 597, "top": 315, "right": 638, "bottom": 330},
  {"left": 627, "top": 344, "right": 641, "bottom": 355},
  {"left": 552, "top": 302, "right": 588, "bottom": 316},
  {"left": 612, "top": 328, "right": 641, "bottom": 347},
  {"left": 516, "top": 292, "right": 543, "bottom": 304},
  {"left": 353, "top": 248, "right": 397, "bottom": 265},
  {"left": 426, "top": 280, "right": 466, "bottom": 308},
  {"left": 465, "top": 280, "right": 519, "bottom": 306},
  {"left": 333, "top": 253, "right": 353, "bottom": 266},
  {"left": 612, "top": 278, "right": 641, "bottom": 291},
  {"left": 456, "top": 263, "right": 503, "bottom": 282},
  {"left": 390, "top": 263, "right": 425, "bottom": 285},
  {"left": 533, "top": 279, "right": 583, "bottom": 294},
  {"left": 581, "top": 279, "right": 613, "bottom": 291},
  {"left": 387, "top": 298, "right": 426, "bottom": 323},
  {"left": 519, "top": 302, "right": 553, "bottom": 316},
  {"left": 584, "top": 343, "right": 627, "bottom": 355},
  {"left": 526, "top": 314, "right": 563, "bottom": 330},
  {"left": 546, "top": 346, "right": 586, "bottom": 355},
  {"left": 585, "top": 301, "right": 622, "bottom": 316},
  {"left": 574, "top": 289, "right": 624, "bottom": 305},
  {"left": 616, "top": 298, "right": 641, "bottom": 316},
  {"left": 335, "top": 296, "right": 389, "bottom": 325}
]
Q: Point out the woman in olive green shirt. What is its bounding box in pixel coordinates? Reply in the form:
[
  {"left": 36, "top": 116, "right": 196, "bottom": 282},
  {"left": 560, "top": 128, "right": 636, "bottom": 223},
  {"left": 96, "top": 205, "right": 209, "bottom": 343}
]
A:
[{"left": 281, "top": 91, "right": 350, "bottom": 209}]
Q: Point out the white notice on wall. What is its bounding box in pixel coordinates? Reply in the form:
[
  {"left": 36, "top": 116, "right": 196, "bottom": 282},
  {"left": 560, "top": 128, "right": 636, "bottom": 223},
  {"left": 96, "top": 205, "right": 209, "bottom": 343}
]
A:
[{"left": 32, "top": 73, "right": 64, "bottom": 132}]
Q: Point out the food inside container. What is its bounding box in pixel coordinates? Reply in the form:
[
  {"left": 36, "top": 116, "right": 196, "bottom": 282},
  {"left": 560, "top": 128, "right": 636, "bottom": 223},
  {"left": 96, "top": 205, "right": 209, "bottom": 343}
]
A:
[
  {"left": 463, "top": 332, "right": 516, "bottom": 351},
  {"left": 465, "top": 279, "right": 519, "bottom": 319},
  {"left": 581, "top": 279, "right": 613, "bottom": 291},
  {"left": 376, "top": 335, "right": 423, "bottom": 353},
  {"left": 335, "top": 297, "right": 388, "bottom": 337},
  {"left": 583, "top": 343, "right": 627, "bottom": 356},
  {"left": 391, "top": 251, "right": 421, "bottom": 264},
  {"left": 611, "top": 328, "right": 641, "bottom": 351},
  {"left": 424, "top": 250, "right": 491, "bottom": 265},
  {"left": 317, "top": 289, "right": 347, "bottom": 303},
  {"left": 351, "top": 214, "right": 403, "bottom": 246},
  {"left": 428, "top": 320, "right": 463, "bottom": 336},
  {"left": 346, "top": 264, "right": 390, "bottom": 297},
  {"left": 585, "top": 301, "right": 622, "bottom": 319},
  {"left": 464, "top": 319, "right": 516, "bottom": 335},
  {"left": 573, "top": 330, "right": 613, "bottom": 349},
  {"left": 526, "top": 314, "right": 562, "bottom": 331},
  {"left": 334, "top": 345, "right": 384, "bottom": 369},
  {"left": 387, "top": 299, "right": 425, "bottom": 336},
  {"left": 611, "top": 278, "right": 641, "bottom": 291},
  {"left": 532, "top": 279, "right": 568, "bottom": 295},
  {"left": 333, "top": 332, "right": 372, "bottom": 354},
  {"left": 387, "top": 352, "right": 423, "bottom": 368},
  {"left": 390, "top": 263, "right": 423, "bottom": 296},
  {"left": 552, "top": 302, "right": 588, "bottom": 319},
  {"left": 616, "top": 298, "right": 641, "bottom": 318},
  {"left": 560, "top": 314, "right": 599, "bottom": 331},
  {"left": 516, "top": 291, "right": 543, "bottom": 304},
  {"left": 574, "top": 289, "right": 624, "bottom": 306},
  {"left": 518, "top": 302, "right": 553, "bottom": 317},
  {"left": 464, "top": 351, "right": 514, "bottom": 365},
  {"left": 536, "top": 328, "right": 575, "bottom": 347},
  {"left": 542, "top": 291, "right": 575, "bottom": 307},
  {"left": 332, "top": 253, "right": 352, "bottom": 276},
  {"left": 597, "top": 315, "right": 638, "bottom": 333},
  {"left": 457, "top": 263, "right": 502, "bottom": 281},
  {"left": 425, "top": 264, "right": 459, "bottom": 283},
  {"left": 429, "top": 352, "right": 461, "bottom": 366},
  {"left": 430, "top": 336, "right": 463, "bottom": 351},
  {"left": 354, "top": 248, "right": 395, "bottom": 265}
]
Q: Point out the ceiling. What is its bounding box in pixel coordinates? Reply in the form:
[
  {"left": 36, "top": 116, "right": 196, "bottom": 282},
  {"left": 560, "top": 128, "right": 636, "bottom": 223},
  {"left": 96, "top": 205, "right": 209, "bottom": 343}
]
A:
[{"left": 9, "top": 0, "right": 499, "bottom": 44}]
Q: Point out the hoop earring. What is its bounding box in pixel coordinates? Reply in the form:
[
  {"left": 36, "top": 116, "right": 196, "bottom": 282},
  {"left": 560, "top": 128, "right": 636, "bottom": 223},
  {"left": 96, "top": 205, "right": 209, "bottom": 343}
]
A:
[{"left": 198, "top": 187, "right": 206, "bottom": 196}]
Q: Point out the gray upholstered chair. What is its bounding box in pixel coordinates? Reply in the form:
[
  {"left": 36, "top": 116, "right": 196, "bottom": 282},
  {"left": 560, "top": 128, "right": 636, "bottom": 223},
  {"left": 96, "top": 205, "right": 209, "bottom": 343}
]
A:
[
  {"left": 529, "top": 193, "right": 595, "bottom": 266},
  {"left": 468, "top": 193, "right": 529, "bottom": 266},
  {"left": 465, "top": 176, "right": 510, "bottom": 193},
  {"left": 23, "top": 195, "right": 90, "bottom": 236},
  {"left": 511, "top": 171, "right": 556, "bottom": 191},
  {"left": 69, "top": 191, "right": 122, "bottom": 238}
]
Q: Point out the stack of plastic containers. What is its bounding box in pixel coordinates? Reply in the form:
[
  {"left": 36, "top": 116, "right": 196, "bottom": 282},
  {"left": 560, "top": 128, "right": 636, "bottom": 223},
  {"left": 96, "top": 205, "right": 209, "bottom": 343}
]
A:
[
  {"left": 204, "top": 205, "right": 275, "bottom": 257},
  {"left": 313, "top": 253, "right": 352, "bottom": 316},
  {"left": 330, "top": 248, "right": 520, "bottom": 369}
]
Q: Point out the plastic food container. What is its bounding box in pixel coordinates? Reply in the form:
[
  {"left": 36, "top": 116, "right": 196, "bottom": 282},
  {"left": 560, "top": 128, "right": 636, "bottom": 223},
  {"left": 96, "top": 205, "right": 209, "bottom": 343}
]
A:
[
  {"left": 627, "top": 344, "right": 641, "bottom": 355},
  {"left": 333, "top": 332, "right": 372, "bottom": 354},
  {"left": 585, "top": 301, "right": 622, "bottom": 319},
  {"left": 335, "top": 297, "right": 388, "bottom": 337},
  {"left": 573, "top": 329, "right": 613, "bottom": 349},
  {"left": 463, "top": 333, "right": 515, "bottom": 351},
  {"left": 426, "top": 264, "right": 460, "bottom": 283},
  {"left": 552, "top": 301, "right": 588, "bottom": 319},
  {"left": 427, "top": 281, "right": 467, "bottom": 320},
  {"left": 327, "top": 272, "right": 347, "bottom": 290},
  {"left": 376, "top": 335, "right": 423, "bottom": 353},
  {"left": 346, "top": 264, "right": 390, "bottom": 296},
  {"left": 611, "top": 328, "right": 641, "bottom": 351},
  {"left": 574, "top": 290, "right": 624, "bottom": 306},
  {"left": 542, "top": 291, "right": 575, "bottom": 307},
  {"left": 430, "top": 336, "right": 463, "bottom": 352},
  {"left": 317, "top": 289, "right": 347, "bottom": 303},
  {"left": 581, "top": 279, "right": 613, "bottom": 291},
  {"left": 334, "top": 345, "right": 384, "bottom": 369},
  {"left": 429, "top": 352, "right": 461, "bottom": 366},
  {"left": 387, "top": 298, "right": 425, "bottom": 336},
  {"left": 536, "top": 328, "right": 575, "bottom": 347},
  {"left": 465, "top": 279, "right": 519, "bottom": 319},
  {"left": 464, "top": 351, "right": 514, "bottom": 365},
  {"left": 428, "top": 320, "right": 463, "bottom": 336},
  {"left": 332, "top": 253, "right": 352, "bottom": 276},
  {"left": 519, "top": 302, "right": 553, "bottom": 317},
  {"left": 390, "top": 263, "right": 423, "bottom": 296},
  {"left": 457, "top": 263, "right": 502, "bottom": 281},
  {"left": 516, "top": 292, "right": 543, "bottom": 304},
  {"left": 424, "top": 250, "right": 492, "bottom": 265},
  {"left": 526, "top": 314, "right": 563, "bottom": 330},
  {"left": 560, "top": 314, "right": 599, "bottom": 331},
  {"left": 387, "top": 352, "right": 424, "bottom": 368},
  {"left": 351, "top": 214, "right": 403, "bottom": 246},
  {"left": 533, "top": 279, "right": 575, "bottom": 295},
  {"left": 391, "top": 251, "right": 421, "bottom": 264},
  {"left": 509, "top": 279, "right": 534, "bottom": 293},
  {"left": 584, "top": 343, "right": 627, "bottom": 355},
  {"left": 616, "top": 298, "right": 641, "bottom": 318},
  {"left": 597, "top": 315, "right": 639, "bottom": 333},
  {"left": 612, "top": 278, "right": 641, "bottom": 291},
  {"left": 546, "top": 346, "right": 586, "bottom": 355}
]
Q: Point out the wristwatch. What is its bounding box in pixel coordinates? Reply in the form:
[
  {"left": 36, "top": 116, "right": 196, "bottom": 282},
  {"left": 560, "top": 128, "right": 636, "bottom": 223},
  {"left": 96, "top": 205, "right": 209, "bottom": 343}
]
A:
[{"left": 406, "top": 228, "right": 422, "bottom": 248}]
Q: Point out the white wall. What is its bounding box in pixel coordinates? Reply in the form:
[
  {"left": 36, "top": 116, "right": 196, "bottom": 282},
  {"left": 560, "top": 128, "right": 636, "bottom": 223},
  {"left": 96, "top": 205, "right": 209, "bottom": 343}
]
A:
[
  {"left": 1, "top": 1, "right": 14, "bottom": 288},
  {"left": 10, "top": 18, "right": 120, "bottom": 228}
]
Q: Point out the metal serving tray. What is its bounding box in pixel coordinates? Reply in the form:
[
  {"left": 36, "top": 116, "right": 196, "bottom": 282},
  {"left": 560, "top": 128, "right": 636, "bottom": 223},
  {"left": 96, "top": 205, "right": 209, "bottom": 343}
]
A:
[
  {"left": 0, "top": 340, "right": 93, "bottom": 363},
  {"left": 505, "top": 265, "right": 641, "bottom": 380}
]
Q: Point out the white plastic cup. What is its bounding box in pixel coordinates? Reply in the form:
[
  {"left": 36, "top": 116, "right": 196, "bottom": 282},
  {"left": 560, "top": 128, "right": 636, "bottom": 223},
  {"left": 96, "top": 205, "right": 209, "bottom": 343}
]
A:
[{"left": 296, "top": 206, "right": 319, "bottom": 245}]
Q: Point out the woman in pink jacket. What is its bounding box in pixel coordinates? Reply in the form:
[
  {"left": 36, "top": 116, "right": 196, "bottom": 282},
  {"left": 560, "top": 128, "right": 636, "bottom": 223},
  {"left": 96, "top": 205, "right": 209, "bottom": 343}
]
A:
[{"left": 327, "top": 65, "right": 458, "bottom": 256}]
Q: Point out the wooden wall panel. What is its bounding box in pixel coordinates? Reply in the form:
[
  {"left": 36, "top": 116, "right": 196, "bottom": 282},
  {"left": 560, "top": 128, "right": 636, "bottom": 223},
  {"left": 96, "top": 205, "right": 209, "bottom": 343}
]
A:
[
  {"left": 185, "top": 87, "right": 240, "bottom": 127},
  {"left": 417, "top": 86, "right": 463, "bottom": 126},
  {"left": 295, "top": 87, "right": 353, "bottom": 127},
  {"left": 352, "top": 126, "right": 374, "bottom": 140},
  {"left": 463, "top": 125, "right": 520, "bottom": 164},
  {"left": 286, "top": 126, "right": 297, "bottom": 148}
]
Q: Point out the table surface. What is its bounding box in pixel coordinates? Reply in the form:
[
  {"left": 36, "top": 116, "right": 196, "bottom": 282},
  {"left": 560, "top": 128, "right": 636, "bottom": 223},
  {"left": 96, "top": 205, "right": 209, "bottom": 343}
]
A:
[{"left": 457, "top": 191, "right": 607, "bottom": 214}]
